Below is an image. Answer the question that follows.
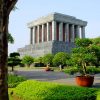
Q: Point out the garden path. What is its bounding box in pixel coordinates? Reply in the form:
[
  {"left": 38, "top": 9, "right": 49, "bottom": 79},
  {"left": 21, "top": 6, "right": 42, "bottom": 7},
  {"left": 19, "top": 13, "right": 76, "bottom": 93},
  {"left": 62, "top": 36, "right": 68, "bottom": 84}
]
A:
[{"left": 14, "top": 69, "right": 100, "bottom": 88}]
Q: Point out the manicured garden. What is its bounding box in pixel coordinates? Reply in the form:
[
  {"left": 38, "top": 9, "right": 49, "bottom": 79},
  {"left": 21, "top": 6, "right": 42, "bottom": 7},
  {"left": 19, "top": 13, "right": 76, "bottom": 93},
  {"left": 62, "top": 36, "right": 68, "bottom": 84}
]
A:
[
  {"left": 8, "top": 37, "right": 100, "bottom": 100},
  {"left": 9, "top": 79, "right": 99, "bottom": 100}
]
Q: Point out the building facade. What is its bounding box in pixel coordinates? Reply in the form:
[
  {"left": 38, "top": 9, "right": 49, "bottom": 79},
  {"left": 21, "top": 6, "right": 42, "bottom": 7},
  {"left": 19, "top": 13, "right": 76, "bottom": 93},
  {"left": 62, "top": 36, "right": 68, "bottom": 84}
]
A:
[{"left": 18, "top": 12, "right": 87, "bottom": 57}]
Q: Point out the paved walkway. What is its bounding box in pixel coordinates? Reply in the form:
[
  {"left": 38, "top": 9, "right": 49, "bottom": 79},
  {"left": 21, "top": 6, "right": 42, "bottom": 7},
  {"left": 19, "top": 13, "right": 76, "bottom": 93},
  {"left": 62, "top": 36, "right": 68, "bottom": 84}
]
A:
[{"left": 14, "top": 69, "right": 100, "bottom": 88}]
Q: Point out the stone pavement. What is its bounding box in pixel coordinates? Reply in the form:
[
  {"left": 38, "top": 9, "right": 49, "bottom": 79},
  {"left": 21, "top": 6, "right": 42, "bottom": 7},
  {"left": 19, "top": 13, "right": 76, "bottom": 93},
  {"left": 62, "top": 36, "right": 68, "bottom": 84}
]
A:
[{"left": 14, "top": 69, "right": 100, "bottom": 88}]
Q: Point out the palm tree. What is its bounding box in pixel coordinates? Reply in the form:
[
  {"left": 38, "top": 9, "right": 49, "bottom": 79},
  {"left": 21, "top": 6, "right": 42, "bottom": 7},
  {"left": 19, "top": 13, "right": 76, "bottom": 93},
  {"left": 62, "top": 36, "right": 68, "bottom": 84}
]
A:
[{"left": 0, "top": 0, "right": 17, "bottom": 100}]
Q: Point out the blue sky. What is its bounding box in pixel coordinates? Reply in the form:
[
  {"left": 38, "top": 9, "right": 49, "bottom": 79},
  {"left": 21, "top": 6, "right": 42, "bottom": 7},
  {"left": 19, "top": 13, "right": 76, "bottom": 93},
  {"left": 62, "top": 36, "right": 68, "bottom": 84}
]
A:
[{"left": 8, "top": 0, "right": 100, "bottom": 54}]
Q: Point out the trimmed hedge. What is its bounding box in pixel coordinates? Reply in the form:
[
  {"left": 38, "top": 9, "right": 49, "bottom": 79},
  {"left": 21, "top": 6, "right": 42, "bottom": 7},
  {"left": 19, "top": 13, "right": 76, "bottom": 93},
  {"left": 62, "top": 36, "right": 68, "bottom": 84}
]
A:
[
  {"left": 87, "top": 67, "right": 100, "bottom": 74},
  {"left": 64, "top": 67, "right": 78, "bottom": 75},
  {"left": 97, "top": 90, "right": 100, "bottom": 100},
  {"left": 13, "top": 80, "right": 97, "bottom": 100},
  {"left": 64, "top": 67, "right": 100, "bottom": 75},
  {"left": 8, "top": 74, "right": 26, "bottom": 88}
]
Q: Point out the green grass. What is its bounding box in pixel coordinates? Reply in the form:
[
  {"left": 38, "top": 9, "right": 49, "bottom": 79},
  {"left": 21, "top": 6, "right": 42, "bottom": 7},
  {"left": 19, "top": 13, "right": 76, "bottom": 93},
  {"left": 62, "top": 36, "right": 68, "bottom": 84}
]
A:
[
  {"left": 97, "top": 90, "right": 100, "bottom": 100},
  {"left": 11, "top": 80, "right": 98, "bottom": 100},
  {"left": 9, "top": 88, "right": 14, "bottom": 100},
  {"left": 8, "top": 74, "right": 26, "bottom": 88}
]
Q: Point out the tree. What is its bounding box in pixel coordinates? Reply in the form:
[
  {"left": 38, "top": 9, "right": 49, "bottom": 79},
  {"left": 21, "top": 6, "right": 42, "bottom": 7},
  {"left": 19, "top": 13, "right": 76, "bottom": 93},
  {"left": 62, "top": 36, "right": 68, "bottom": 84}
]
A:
[
  {"left": 43, "top": 54, "right": 54, "bottom": 65},
  {"left": 34, "top": 57, "right": 43, "bottom": 63},
  {"left": 72, "top": 38, "right": 97, "bottom": 75},
  {"left": 8, "top": 33, "right": 14, "bottom": 43},
  {"left": 0, "top": 0, "right": 17, "bottom": 99},
  {"left": 91, "top": 37, "right": 100, "bottom": 46},
  {"left": 52, "top": 52, "right": 70, "bottom": 66},
  {"left": 8, "top": 52, "right": 21, "bottom": 71},
  {"left": 75, "top": 38, "right": 93, "bottom": 47},
  {"left": 89, "top": 37, "right": 100, "bottom": 66},
  {"left": 22, "top": 55, "right": 34, "bottom": 67}
]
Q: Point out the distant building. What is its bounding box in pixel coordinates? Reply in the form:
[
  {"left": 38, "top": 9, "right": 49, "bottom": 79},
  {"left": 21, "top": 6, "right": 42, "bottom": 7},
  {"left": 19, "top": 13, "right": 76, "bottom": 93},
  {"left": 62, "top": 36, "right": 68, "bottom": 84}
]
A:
[{"left": 18, "top": 12, "right": 87, "bottom": 57}]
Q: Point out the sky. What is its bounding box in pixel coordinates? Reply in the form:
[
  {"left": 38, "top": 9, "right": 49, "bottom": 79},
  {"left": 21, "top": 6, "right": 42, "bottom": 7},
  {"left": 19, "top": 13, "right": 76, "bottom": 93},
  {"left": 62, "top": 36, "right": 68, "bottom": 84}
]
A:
[{"left": 8, "top": 0, "right": 100, "bottom": 54}]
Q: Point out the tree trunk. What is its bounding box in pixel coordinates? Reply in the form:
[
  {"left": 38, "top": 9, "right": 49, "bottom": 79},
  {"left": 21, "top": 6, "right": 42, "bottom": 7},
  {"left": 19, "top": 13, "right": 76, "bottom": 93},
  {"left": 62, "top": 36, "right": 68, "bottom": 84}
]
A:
[
  {"left": 12, "top": 66, "right": 14, "bottom": 72},
  {"left": 82, "top": 62, "right": 87, "bottom": 75},
  {"left": 0, "top": 0, "right": 17, "bottom": 100},
  {"left": 0, "top": 5, "right": 9, "bottom": 100}
]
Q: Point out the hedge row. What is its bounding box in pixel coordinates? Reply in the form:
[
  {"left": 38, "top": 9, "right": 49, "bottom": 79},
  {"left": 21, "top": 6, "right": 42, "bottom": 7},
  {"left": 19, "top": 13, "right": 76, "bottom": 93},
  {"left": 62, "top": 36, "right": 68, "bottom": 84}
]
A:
[
  {"left": 64, "top": 67, "right": 100, "bottom": 75},
  {"left": 12, "top": 80, "right": 97, "bottom": 100}
]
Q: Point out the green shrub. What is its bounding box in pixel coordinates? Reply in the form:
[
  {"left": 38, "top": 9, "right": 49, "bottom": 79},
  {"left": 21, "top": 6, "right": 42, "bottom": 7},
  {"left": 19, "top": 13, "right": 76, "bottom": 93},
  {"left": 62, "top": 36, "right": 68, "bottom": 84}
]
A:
[
  {"left": 97, "top": 90, "right": 100, "bottom": 100},
  {"left": 53, "top": 52, "right": 70, "bottom": 66},
  {"left": 75, "top": 38, "right": 93, "bottom": 47},
  {"left": 34, "top": 57, "right": 43, "bottom": 63},
  {"left": 13, "top": 80, "right": 97, "bottom": 100},
  {"left": 66, "top": 59, "right": 75, "bottom": 66},
  {"left": 42, "top": 54, "right": 54, "bottom": 65},
  {"left": 8, "top": 74, "right": 26, "bottom": 88},
  {"left": 87, "top": 67, "right": 100, "bottom": 74},
  {"left": 64, "top": 67, "right": 78, "bottom": 75},
  {"left": 22, "top": 55, "right": 34, "bottom": 67},
  {"left": 64, "top": 66, "right": 100, "bottom": 75}
]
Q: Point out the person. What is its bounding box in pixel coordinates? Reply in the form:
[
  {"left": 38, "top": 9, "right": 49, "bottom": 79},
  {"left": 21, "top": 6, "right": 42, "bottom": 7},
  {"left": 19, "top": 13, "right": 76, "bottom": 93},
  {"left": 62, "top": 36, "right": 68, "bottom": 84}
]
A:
[
  {"left": 47, "top": 63, "right": 50, "bottom": 68},
  {"left": 59, "top": 64, "right": 62, "bottom": 71}
]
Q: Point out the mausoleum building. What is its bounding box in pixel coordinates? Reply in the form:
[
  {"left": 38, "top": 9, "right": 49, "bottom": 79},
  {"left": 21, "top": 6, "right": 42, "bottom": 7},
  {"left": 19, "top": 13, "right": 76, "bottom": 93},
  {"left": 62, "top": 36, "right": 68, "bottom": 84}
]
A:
[{"left": 18, "top": 12, "right": 87, "bottom": 57}]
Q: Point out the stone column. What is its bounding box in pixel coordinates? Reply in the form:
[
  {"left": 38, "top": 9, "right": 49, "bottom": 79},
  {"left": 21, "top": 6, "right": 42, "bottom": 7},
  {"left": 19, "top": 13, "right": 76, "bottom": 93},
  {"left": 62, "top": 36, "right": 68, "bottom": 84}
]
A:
[
  {"left": 75, "top": 25, "right": 80, "bottom": 38},
  {"left": 65, "top": 23, "right": 69, "bottom": 42},
  {"left": 30, "top": 27, "right": 33, "bottom": 44},
  {"left": 33, "top": 26, "right": 36, "bottom": 44},
  {"left": 37, "top": 25, "right": 39, "bottom": 43},
  {"left": 52, "top": 21, "right": 56, "bottom": 40},
  {"left": 42, "top": 24, "right": 44, "bottom": 42},
  {"left": 81, "top": 26, "right": 85, "bottom": 38},
  {"left": 59, "top": 22, "right": 63, "bottom": 41},
  {"left": 47, "top": 22, "right": 50, "bottom": 41},
  {"left": 71, "top": 24, "right": 75, "bottom": 42}
]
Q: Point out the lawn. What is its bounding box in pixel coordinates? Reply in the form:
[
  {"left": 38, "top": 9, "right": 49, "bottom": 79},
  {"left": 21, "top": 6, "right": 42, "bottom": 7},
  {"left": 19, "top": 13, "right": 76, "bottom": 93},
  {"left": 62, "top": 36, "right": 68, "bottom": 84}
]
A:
[
  {"left": 8, "top": 68, "right": 100, "bottom": 100},
  {"left": 9, "top": 80, "right": 99, "bottom": 100}
]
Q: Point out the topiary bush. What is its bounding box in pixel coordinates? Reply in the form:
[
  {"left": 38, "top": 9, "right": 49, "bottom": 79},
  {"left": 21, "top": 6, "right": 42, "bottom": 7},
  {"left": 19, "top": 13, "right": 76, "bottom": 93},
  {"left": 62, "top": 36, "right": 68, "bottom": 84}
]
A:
[
  {"left": 42, "top": 54, "right": 54, "bottom": 66},
  {"left": 53, "top": 52, "right": 70, "bottom": 66},
  {"left": 22, "top": 55, "right": 34, "bottom": 67},
  {"left": 8, "top": 74, "right": 26, "bottom": 88},
  {"left": 13, "top": 80, "right": 97, "bottom": 100},
  {"left": 97, "top": 90, "right": 100, "bottom": 100},
  {"left": 8, "top": 52, "right": 21, "bottom": 71},
  {"left": 64, "top": 67, "right": 78, "bottom": 75},
  {"left": 71, "top": 38, "right": 98, "bottom": 75}
]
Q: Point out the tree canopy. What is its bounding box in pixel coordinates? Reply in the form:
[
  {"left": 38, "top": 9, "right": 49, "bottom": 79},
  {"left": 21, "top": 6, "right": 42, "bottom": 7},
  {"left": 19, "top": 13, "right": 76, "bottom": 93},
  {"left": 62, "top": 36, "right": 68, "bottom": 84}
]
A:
[
  {"left": 71, "top": 38, "right": 99, "bottom": 75},
  {"left": 8, "top": 52, "right": 21, "bottom": 71},
  {"left": 8, "top": 33, "right": 14, "bottom": 43}
]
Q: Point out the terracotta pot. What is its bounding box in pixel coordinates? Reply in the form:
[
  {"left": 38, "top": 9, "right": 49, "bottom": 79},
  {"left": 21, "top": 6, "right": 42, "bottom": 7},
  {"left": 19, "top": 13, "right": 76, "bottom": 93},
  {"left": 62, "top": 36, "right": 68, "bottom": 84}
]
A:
[{"left": 76, "top": 75, "right": 94, "bottom": 87}]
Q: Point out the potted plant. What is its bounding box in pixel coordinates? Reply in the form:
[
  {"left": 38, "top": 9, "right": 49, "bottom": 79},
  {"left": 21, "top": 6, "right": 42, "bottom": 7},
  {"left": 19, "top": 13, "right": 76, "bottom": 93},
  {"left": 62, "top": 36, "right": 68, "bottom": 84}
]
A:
[
  {"left": 72, "top": 38, "right": 97, "bottom": 87},
  {"left": 74, "top": 53, "right": 95, "bottom": 87}
]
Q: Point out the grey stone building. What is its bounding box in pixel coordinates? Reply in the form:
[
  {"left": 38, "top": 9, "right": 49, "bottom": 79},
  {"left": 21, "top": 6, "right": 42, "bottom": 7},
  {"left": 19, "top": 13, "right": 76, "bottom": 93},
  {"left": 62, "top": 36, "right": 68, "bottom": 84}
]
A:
[{"left": 18, "top": 12, "right": 87, "bottom": 58}]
